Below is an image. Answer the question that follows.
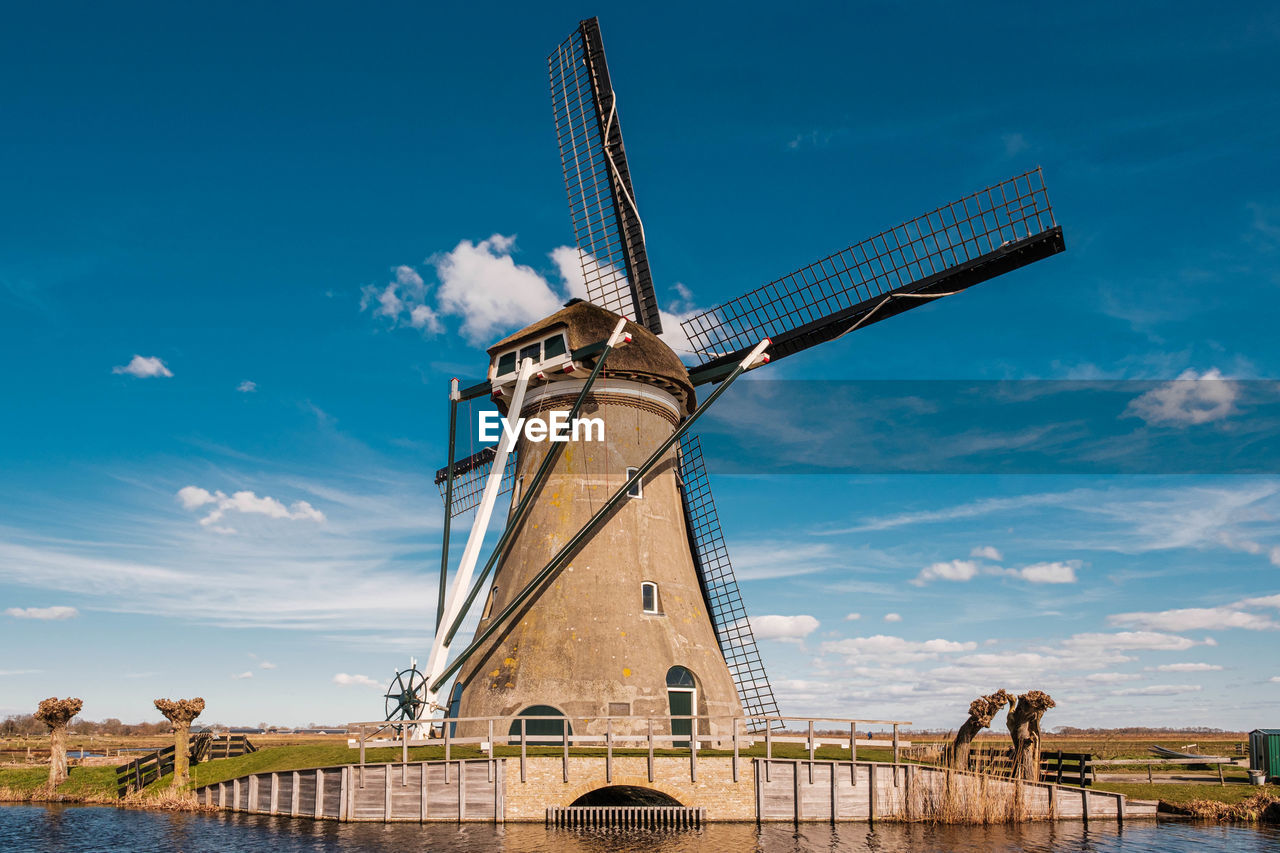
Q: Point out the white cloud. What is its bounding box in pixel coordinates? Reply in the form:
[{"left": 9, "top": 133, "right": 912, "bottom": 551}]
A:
[
  {"left": 970, "top": 546, "right": 1003, "bottom": 561},
  {"left": 176, "top": 486, "right": 326, "bottom": 530},
  {"left": 845, "top": 612, "right": 862, "bottom": 621},
  {"left": 731, "top": 542, "right": 843, "bottom": 581},
  {"left": 333, "top": 673, "right": 380, "bottom": 688},
  {"left": 911, "top": 559, "right": 979, "bottom": 586},
  {"left": 820, "top": 634, "right": 977, "bottom": 665},
  {"left": 433, "top": 235, "right": 568, "bottom": 344},
  {"left": 1109, "top": 606, "right": 1279, "bottom": 632},
  {"left": 259, "top": 661, "right": 277, "bottom": 670},
  {"left": 1113, "top": 684, "right": 1202, "bottom": 696},
  {"left": 1063, "top": 631, "right": 1202, "bottom": 652},
  {"left": 5, "top": 606, "right": 78, "bottom": 620},
  {"left": 1085, "top": 672, "right": 1142, "bottom": 683},
  {"left": 237, "top": 381, "right": 257, "bottom": 393},
  {"left": 549, "top": 246, "right": 588, "bottom": 300},
  {"left": 231, "top": 671, "right": 254, "bottom": 679},
  {"left": 1010, "top": 561, "right": 1079, "bottom": 584},
  {"left": 884, "top": 612, "right": 902, "bottom": 623},
  {"left": 751, "top": 614, "right": 819, "bottom": 642},
  {"left": 1154, "top": 662, "right": 1222, "bottom": 672},
  {"left": 1124, "top": 368, "right": 1238, "bottom": 425},
  {"left": 1270, "top": 677, "right": 1280, "bottom": 684},
  {"left": 112, "top": 355, "right": 173, "bottom": 378}
]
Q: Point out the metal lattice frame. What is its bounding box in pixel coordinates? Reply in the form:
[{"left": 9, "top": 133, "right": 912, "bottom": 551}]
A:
[
  {"left": 435, "top": 448, "right": 517, "bottom": 518},
  {"left": 549, "top": 17, "right": 662, "bottom": 334},
  {"left": 682, "top": 169, "right": 1063, "bottom": 373},
  {"left": 678, "top": 434, "right": 781, "bottom": 725}
]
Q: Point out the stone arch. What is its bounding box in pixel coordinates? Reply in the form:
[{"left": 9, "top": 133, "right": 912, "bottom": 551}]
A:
[
  {"left": 558, "top": 773, "right": 688, "bottom": 809},
  {"left": 571, "top": 785, "right": 683, "bottom": 806}
]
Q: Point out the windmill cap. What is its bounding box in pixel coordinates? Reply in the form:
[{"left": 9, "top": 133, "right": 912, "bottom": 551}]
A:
[{"left": 488, "top": 301, "right": 694, "bottom": 414}]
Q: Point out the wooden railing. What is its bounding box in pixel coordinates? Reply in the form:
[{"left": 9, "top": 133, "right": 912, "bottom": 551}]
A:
[
  {"left": 346, "top": 714, "right": 912, "bottom": 786},
  {"left": 115, "top": 734, "right": 257, "bottom": 797}
]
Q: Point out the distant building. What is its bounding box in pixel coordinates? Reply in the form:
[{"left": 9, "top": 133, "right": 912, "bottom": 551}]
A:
[{"left": 1249, "top": 729, "right": 1280, "bottom": 781}]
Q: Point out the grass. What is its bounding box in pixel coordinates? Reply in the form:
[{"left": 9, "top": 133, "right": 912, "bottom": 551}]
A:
[
  {"left": 0, "top": 765, "right": 121, "bottom": 804},
  {"left": 1091, "top": 780, "right": 1280, "bottom": 807}
]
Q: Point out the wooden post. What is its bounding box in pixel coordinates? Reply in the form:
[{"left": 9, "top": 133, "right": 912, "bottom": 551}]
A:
[
  {"left": 420, "top": 761, "right": 428, "bottom": 822},
  {"left": 647, "top": 718, "right": 654, "bottom": 783},
  {"left": 606, "top": 719, "right": 613, "bottom": 784},
  {"left": 315, "top": 769, "right": 324, "bottom": 819},
  {"left": 1147, "top": 763, "right": 1153, "bottom": 784},
  {"left": 732, "top": 718, "right": 740, "bottom": 783},
  {"left": 339, "top": 767, "right": 349, "bottom": 822},
  {"left": 291, "top": 771, "right": 300, "bottom": 817},
  {"left": 384, "top": 763, "right": 392, "bottom": 821},
  {"left": 457, "top": 760, "right": 466, "bottom": 821},
  {"left": 850, "top": 723, "right": 857, "bottom": 785},
  {"left": 830, "top": 760, "right": 839, "bottom": 822},
  {"left": 444, "top": 723, "right": 451, "bottom": 781},
  {"left": 892, "top": 724, "right": 900, "bottom": 765},
  {"left": 755, "top": 757, "right": 764, "bottom": 822},
  {"left": 401, "top": 726, "right": 408, "bottom": 784},
  {"left": 520, "top": 718, "right": 527, "bottom": 783},
  {"left": 270, "top": 772, "right": 279, "bottom": 814},
  {"left": 487, "top": 719, "right": 495, "bottom": 760},
  {"left": 808, "top": 720, "right": 815, "bottom": 783},
  {"left": 562, "top": 717, "right": 569, "bottom": 783},
  {"left": 765, "top": 725, "right": 772, "bottom": 782},
  {"left": 1081, "top": 788, "right": 1089, "bottom": 823},
  {"left": 1217, "top": 762, "right": 1225, "bottom": 786},
  {"left": 690, "top": 716, "right": 698, "bottom": 783},
  {"left": 233, "top": 778, "right": 240, "bottom": 812},
  {"left": 794, "top": 758, "right": 802, "bottom": 822},
  {"left": 868, "top": 762, "right": 876, "bottom": 823}
]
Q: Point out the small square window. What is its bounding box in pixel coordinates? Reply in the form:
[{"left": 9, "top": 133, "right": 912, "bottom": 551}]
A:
[
  {"left": 543, "top": 333, "right": 567, "bottom": 359},
  {"left": 497, "top": 352, "right": 517, "bottom": 376},
  {"left": 625, "top": 467, "right": 642, "bottom": 499},
  {"left": 519, "top": 343, "right": 541, "bottom": 365}
]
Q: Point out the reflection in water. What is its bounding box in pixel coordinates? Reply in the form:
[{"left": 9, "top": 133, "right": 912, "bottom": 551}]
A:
[{"left": 2, "top": 805, "right": 1279, "bottom": 852}]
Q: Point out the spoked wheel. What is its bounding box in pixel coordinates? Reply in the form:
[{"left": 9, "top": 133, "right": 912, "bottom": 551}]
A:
[{"left": 384, "top": 666, "right": 428, "bottom": 722}]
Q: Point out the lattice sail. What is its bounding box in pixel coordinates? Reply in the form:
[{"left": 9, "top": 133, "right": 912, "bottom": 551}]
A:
[
  {"left": 678, "top": 434, "right": 781, "bottom": 723},
  {"left": 435, "top": 447, "right": 517, "bottom": 519},
  {"left": 683, "top": 168, "right": 1064, "bottom": 381},
  {"left": 549, "top": 17, "right": 662, "bottom": 334}
]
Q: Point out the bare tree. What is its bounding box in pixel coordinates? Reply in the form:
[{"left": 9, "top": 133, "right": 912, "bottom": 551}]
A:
[
  {"left": 1006, "top": 690, "right": 1056, "bottom": 781},
  {"left": 34, "top": 697, "right": 83, "bottom": 788},
  {"left": 949, "top": 689, "right": 1012, "bottom": 769},
  {"left": 154, "top": 698, "right": 205, "bottom": 788}
]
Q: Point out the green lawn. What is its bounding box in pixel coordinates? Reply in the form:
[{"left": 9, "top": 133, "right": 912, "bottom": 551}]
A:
[
  {"left": 1091, "top": 780, "right": 1279, "bottom": 807},
  {"left": 0, "top": 765, "right": 119, "bottom": 803}
]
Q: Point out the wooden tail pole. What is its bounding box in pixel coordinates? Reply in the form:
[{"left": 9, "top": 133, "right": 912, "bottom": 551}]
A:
[
  {"left": 431, "top": 338, "right": 771, "bottom": 692},
  {"left": 423, "top": 359, "right": 535, "bottom": 707},
  {"left": 436, "top": 378, "right": 461, "bottom": 632}
]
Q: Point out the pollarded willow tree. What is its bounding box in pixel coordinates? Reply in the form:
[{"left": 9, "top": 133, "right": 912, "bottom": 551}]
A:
[
  {"left": 949, "top": 689, "right": 1013, "bottom": 770},
  {"left": 1006, "top": 690, "right": 1056, "bottom": 781},
  {"left": 34, "top": 696, "right": 83, "bottom": 788},
  {"left": 154, "top": 697, "right": 205, "bottom": 788}
]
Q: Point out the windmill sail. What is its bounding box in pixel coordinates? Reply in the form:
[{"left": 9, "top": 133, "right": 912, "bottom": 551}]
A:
[
  {"left": 683, "top": 169, "right": 1064, "bottom": 385},
  {"left": 678, "top": 433, "right": 781, "bottom": 724},
  {"left": 549, "top": 17, "right": 662, "bottom": 334},
  {"left": 435, "top": 448, "right": 517, "bottom": 519}
]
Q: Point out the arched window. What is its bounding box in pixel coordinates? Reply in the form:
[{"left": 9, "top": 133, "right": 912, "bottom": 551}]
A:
[
  {"left": 641, "top": 581, "right": 659, "bottom": 614},
  {"left": 666, "top": 666, "right": 696, "bottom": 688},
  {"left": 625, "top": 467, "right": 643, "bottom": 498},
  {"left": 507, "top": 705, "right": 571, "bottom": 744}
]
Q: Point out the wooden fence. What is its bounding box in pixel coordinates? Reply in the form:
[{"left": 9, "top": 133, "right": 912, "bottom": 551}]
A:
[{"left": 115, "top": 734, "right": 256, "bottom": 797}]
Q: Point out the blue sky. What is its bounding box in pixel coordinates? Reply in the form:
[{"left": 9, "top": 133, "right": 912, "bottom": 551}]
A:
[{"left": 1, "top": 2, "right": 1278, "bottom": 729}]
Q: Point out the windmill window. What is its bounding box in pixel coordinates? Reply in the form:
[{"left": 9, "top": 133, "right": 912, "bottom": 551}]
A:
[
  {"left": 519, "top": 343, "right": 540, "bottom": 365},
  {"left": 497, "top": 351, "right": 517, "bottom": 377},
  {"left": 625, "top": 467, "right": 642, "bottom": 498},
  {"left": 641, "top": 581, "right": 659, "bottom": 614},
  {"left": 543, "top": 333, "right": 567, "bottom": 359},
  {"left": 481, "top": 585, "right": 498, "bottom": 619}
]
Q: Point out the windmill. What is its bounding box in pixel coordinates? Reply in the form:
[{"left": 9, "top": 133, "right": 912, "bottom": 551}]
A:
[{"left": 391, "top": 17, "right": 1065, "bottom": 739}]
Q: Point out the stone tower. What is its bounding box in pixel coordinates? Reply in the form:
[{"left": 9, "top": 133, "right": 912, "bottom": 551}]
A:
[{"left": 453, "top": 301, "right": 742, "bottom": 738}]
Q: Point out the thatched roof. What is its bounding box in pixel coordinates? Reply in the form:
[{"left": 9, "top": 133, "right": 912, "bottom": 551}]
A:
[{"left": 489, "top": 301, "right": 694, "bottom": 413}]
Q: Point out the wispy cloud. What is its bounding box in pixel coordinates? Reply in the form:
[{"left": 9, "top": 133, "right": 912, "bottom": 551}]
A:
[
  {"left": 112, "top": 355, "right": 172, "bottom": 378},
  {"left": 5, "top": 605, "right": 78, "bottom": 620},
  {"left": 176, "top": 486, "right": 326, "bottom": 532},
  {"left": 333, "top": 673, "right": 380, "bottom": 688},
  {"left": 237, "top": 380, "right": 257, "bottom": 393},
  {"left": 1124, "top": 368, "right": 1238, "bottom": 425}
]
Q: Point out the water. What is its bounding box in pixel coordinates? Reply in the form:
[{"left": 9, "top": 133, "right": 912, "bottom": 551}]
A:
[{"left": 1, "top": 806, "right": 1278, "bottom": 852}]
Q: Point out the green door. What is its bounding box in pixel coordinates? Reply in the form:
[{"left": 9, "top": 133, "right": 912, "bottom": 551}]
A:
[{"left": 668, "top": 689, "right": 693, "bottom": 748}]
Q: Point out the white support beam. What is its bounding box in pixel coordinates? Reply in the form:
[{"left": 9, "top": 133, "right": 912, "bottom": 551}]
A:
[{"left": 423, "top": 357, "right": 534, "bottom": 710}]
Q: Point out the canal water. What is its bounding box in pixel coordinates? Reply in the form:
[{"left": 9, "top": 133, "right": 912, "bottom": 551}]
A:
[{"left": 1, "top": 805, "right": 1278, "bottom": 852}]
